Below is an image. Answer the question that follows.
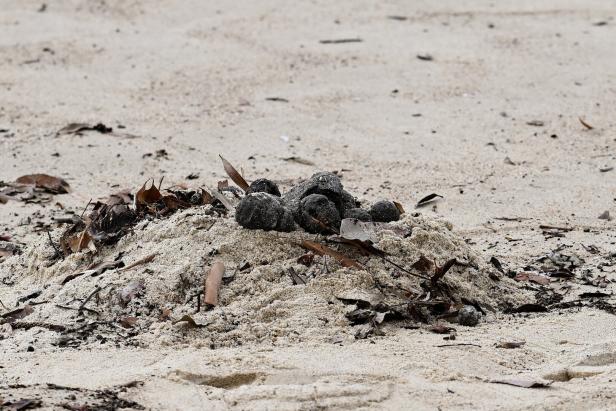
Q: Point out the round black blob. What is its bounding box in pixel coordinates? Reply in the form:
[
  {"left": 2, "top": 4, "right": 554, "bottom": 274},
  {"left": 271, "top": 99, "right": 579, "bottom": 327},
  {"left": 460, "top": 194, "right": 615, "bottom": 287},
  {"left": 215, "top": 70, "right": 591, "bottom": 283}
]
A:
[
  {"left": 370, "top": 200, "right": 400, "bottom": 222},
  {"left": 235, "top": 192, "right": 294, "bottom": 232},
  {"left": 299, "top": 194, "right": 341, "bottom": 233},
  {"left": 248, "top": 178, "right": 281, "bottom": 197},
  {"left": 343, "top": 208, "right": 372, "bottom": 222}
]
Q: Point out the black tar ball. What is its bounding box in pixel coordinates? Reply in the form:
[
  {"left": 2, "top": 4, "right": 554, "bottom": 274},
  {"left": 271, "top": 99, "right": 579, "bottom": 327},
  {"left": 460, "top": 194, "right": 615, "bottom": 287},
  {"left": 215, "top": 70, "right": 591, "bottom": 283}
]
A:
[
  {"left": 235, "top": 192, "right": 294, "bottom": 232},
  {"left": 370, "top": 200, "right": 400, "bottom": 222},
  {"left": 247, "top": 178, "right": 281, "bottom": 197},
  {"left": 299, "top": 194, "right": 341, "bottom": 233}
]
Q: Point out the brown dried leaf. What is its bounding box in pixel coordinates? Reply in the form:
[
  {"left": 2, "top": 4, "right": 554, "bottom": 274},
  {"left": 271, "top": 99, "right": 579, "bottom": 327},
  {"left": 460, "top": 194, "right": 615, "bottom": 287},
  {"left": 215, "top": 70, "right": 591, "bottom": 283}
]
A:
[
  {"left": 301, "top": 240, "right": 363, "bottom": 269},
  {"left": 393, "top": 201, "right": 405, "bottom": 214},
  {"left": 204, "top": 261, "right": 225, "bottom": 306},
  {"left": 496, "top": 341, "right": 526, "bottom": 349},
  {"left": 201, "top": 189, "right": 214, "bottom": 205},
  {"left": 1, "top": 305, "right": 34, "bottom": 323},
  {"left": 15, "top": 174, "right": 70, "bottom": 194},
  {"left": 135, "top": 179, "right": 162, "bottom": 210},
  {"left": 219, "top": 155, "right": 249, "bottom": 192},
  {"left": 514, "top": 272, "right": 550, "bottom": 286},
  {"left": 412, "top": 256, "right": 434, "bottom": 272},
  {"left": 173, "top": 314, "right": 199, "bottom": 328},
  {"left": 429, "top": 324, "right": 456, "bottom": 334},
  {"left": 118, "top": 316, "right": 138, "bottom": 328},
  {"left": 66, "top": 230, "right": 92, "bottom": 253}
]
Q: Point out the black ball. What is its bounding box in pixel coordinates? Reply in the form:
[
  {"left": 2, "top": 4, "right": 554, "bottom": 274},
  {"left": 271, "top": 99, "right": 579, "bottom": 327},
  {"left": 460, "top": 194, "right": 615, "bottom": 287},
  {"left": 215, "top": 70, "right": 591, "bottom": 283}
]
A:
[
  {"left": 299, "top": 194, "right": 341, "bottom": 233},
  {"left": 247, "top": 178, "right": 281, "bottom": 197},
  {"left": 370, "top": 200, "right": 400, "bottom": 222}
]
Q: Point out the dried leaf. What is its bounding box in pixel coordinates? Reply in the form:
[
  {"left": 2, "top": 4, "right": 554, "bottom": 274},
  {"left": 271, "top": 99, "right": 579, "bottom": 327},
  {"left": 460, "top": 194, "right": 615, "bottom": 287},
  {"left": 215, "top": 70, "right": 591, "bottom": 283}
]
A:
[
  {"left": 432, "top": 258, "right": 458, "bottom": 283},
  {"left": 204, "top": 261, "right": 225, "bottom": 306},
  {"left": 297, "top": 253, "right": 315, "bottom": 266},
  {"left": 392, "top": 201, "right": 405, "bottom": 214},
  {"left": 490, "top": 256, "right": 504, "bottom": 273},
  {"left": 508, "top": 303, "right": 548, "bottom": 313},
  {"left": 526, "top": 120, "right": 544, "bottom": 127},
  {"left": 66, "top": 230, "right": 92, "bottom": 253},
  {"left": 496, "top": 341, "right": 526, "bottom": 349},
  {"left": 135, "top": 180, "right": 162, "bottom": 210},
  {"left": 598, "top": 210, "right": 612, "bottom": 221},
  {"left": 514, "top": 272, "right": 550, "bottom": 286},
  {"left": 118, "top": 316, "right": 137, "bottom": 328},
  {"left": 1, "top": 305, "right": 34, "bottom": 323},
  {"left": 578, "top": 117, "right": 594, "bottom": 130},
  {"left": 201, "top": 189, "right": 214, "bottom": 205},
  {"left": 301, "top": 240, "right": 363, "bottom": 269},
  {"left": 416, "top": 193, "right": 443, "bottom": 208},
  {"left": 15, "top": 174, "right": 70, "bottom": 194},
  {"left": 282, "top": 156, "right": 315, "bottom": 166},
  {"left": 57, "top": 122, "right": 112, "bottom": 134},
  {"left": 173, "top": 314, "right": 200, "bottom": 328},
  {"left": 219, "top": 155, "right": 249, "bottom": 192},
  {"left": 490, "top": 378, "right": 550, "bottom": 388},
  {"left": 416, "top": 54, "right": 433, "bottom": 61},
  {"left": 207, "top": 186, "right": 235, "bottom": 210},
  {"left": 429, "top": 324, "right": 456, "bottom": 334}
]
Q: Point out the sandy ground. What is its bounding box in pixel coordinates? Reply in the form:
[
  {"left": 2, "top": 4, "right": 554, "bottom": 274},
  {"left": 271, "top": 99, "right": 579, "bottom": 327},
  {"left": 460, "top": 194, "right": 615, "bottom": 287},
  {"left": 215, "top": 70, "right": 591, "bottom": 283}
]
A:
[{"left": 1, "top": 0, "right": 616, "bottom": 410}]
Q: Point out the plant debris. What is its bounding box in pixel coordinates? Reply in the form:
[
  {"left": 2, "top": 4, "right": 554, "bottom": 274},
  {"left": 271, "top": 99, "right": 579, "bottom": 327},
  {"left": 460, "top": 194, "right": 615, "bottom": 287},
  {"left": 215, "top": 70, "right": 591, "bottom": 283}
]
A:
[
  {"left": 578, "top": 117, "right": 594, "bottom": 130},
  {"left": 57, "top": 122, "right": 113, "bottom": 135},
  {"left": 416, "top": 193, "right": 443, "bottom": 208},
  {"left": 319, "top": 38, "right": 363, "bottom": 44}
]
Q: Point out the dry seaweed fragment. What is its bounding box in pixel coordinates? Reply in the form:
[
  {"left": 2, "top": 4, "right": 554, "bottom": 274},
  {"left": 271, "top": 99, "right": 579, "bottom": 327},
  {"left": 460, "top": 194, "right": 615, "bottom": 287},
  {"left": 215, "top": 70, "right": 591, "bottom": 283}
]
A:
[
  {"left": 219, "top": 155, "right": 249, "bottom": 192},
  {"left": 490, "top": 378, "right": 550, "bottom": 388},
  {"left": 301, "top": 240, "right": 363, "bottom": 269},
  {"left": 496, "top": 341, "right": 526, "bottom": 349}
]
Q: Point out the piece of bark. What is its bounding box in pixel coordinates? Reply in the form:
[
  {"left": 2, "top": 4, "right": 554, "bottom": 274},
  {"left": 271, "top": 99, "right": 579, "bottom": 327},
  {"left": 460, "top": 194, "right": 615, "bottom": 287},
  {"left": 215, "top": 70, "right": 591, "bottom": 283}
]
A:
[{"left": 204, "top": 261, "right": 225, "bottom": 306}]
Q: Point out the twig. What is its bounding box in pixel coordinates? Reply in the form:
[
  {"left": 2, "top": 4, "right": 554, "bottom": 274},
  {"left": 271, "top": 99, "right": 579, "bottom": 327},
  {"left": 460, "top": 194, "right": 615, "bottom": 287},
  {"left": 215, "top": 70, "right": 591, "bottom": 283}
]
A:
[
  {"left": 11, "top": 321, "right": 66, "bottom": 332},
  {"left": 46, "top": 229, "right": 62, "bottom": 259},
  {"left": 78, "top": 284, "right": 111, "bottom": 315},
  {"left": 80, "top": 198, "right": 92, "bottom": 218},
  {"left": 55, "top": 304, "right": 99, "bottom": 315},
  {"left": 118, "top": 253, "right": 157, "bottom": 272},
  {"left": 436, "top": 343, "right": 481, "bottom": 348}
]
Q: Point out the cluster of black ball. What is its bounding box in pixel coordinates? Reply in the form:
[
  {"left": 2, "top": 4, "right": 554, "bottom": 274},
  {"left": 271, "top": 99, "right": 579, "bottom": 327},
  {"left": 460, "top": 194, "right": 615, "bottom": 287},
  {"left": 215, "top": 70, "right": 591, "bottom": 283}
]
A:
[{"left": 235, "top": 172, "right": 401, "bottom": 233}]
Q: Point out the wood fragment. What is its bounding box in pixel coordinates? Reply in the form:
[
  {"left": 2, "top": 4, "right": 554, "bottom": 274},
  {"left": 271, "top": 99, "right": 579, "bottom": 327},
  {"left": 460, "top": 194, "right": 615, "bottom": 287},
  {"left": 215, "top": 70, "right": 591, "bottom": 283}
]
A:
[
  {"left": 204, "top": 261, "right": 225, "bottom": 306},
  {"left": 578, "top": 117, "right": 594, "bottom": 130}
]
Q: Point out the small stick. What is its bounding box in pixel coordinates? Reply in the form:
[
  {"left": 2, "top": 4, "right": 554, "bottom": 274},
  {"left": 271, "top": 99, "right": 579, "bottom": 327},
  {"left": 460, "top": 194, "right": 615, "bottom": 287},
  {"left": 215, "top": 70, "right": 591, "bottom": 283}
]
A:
[
  {"left": 80, "top": 198, "right": 92, "bottom": 218},
  {"left": 204, "top": 261, "right": 225, "bottom": 306},
  {"left": 118, "top": 253, "right": 157, "bottom": 272},
  {"left": 46, "top": 229, "right": 62, "bottom": 258},
  {"left": 436, "top": 343, "right": 481, "bottom": 348}
]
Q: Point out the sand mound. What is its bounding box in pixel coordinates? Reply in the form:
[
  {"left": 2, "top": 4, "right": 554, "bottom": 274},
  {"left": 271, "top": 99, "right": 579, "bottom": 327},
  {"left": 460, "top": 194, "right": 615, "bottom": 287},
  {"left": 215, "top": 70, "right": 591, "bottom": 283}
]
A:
[{"left": 0, "top": 205, "right": 530, "bottom": 350}]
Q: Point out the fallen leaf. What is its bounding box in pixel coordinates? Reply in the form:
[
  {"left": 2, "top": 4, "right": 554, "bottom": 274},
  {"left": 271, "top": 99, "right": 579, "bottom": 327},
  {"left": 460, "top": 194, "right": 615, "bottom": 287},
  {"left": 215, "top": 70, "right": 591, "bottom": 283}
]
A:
[
  {"left": 57, "top": 122, "right": 112, "bottom": 134},
  {"left": 578, "top": 117, "right": 594, "bottom": 130},
  {"left": 1, "top": 305, "right": 34, "bottom": 323},
  {"left": 496, "top": 341, "right": 526, "bottom": 349},
  {"left": 297, "top": 253, "right": 315, "bottom": 266},
  {"left": 16, "top": 174, "right": 70, "bottom": 194},
  {"left": 412, "top": 255, "right": 434, "bottom": 272},
  {"left": 118, "top": 316, "right": 137, "bottom": 328},
  {"left": 173, "top": 314, "right": 201, "bottom": 328},
  {"left": 219, "top": 155, "right": 249, "bottom": 192},
  {"left": 392, "top": 201, "right": 405, "bottom": 214},
  {"left": 514, "top": 272, "right": 550, "bottom": 286},
  {"left": 135, "top": 179, "right": 162, "bottom": 210},
  {"left": 429, "top": 324, "right": 456, "bottom": 334},
  {"left": 301, "top": 240, "right": 363, "bottom": 269},
  {"left": 507, "top": 303, "right": 548, "bottom": 313},
  {"left": 416, "top": 193, "right": 443, "bottom": 207},
  {"left": 490, "top": 257, "right": 504, "bottom": 273},
  {"left": 490, "top": 378, "right": 550, "bottom": 388},
  {"left": 598, "top": 210, "right": 612, "bottom": 221},
  {"left": 287, "top": 267, "right": 306, "bottom": 285},
  {"left": 207, "top": 186, "right": 235, "bottom": 210},
  {"left": 416, "top": 54, "right": 433, "bottom": 61},
  {"left": 319, "top": 38, "right": 362, "bottom": 44},
  {"left": 282, "top": 156, "right": 315, "bottom": 166},
  {"left": 526, "top": 120, "right": 544, "bottom": 127}
]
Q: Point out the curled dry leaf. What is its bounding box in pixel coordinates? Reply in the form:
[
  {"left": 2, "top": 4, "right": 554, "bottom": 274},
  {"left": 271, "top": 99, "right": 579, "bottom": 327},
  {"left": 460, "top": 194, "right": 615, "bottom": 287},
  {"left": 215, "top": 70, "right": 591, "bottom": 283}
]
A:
[
  {"left": 514, "top": 272, "right": 550, "bottom": 286},
  {"left": 15, "top": 174, "right": 70, "bottom": 194},
  {"left": 118, "top": 316, "right": 138, "bottom": 328},
  {"left": 135, "top": 179, "right": 162, "bottom": 210},
  {"left": 204, "top": 261, "right": 225, "bottom": 306},
  {"left": 173, "top": 314, "right": 201, "bottom": 328},
  {"left": 416, "top": 193, "right": 443, "bottom": 208},
  {"left": 301, "top": 240, "right": 363, "bottom": 269},
  {"left": 393, "top": 201, "right": 405, "bottom": 214},
  {"left": 219, "top": 155, "right": 249, "bottom": 192}
]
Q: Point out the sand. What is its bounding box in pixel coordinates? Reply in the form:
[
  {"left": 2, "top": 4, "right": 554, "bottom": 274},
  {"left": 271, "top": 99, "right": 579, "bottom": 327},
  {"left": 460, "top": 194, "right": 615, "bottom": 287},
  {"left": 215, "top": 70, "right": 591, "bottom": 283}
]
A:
[{"left": 1, "top": 1, "right": 616, "bottom": 410}]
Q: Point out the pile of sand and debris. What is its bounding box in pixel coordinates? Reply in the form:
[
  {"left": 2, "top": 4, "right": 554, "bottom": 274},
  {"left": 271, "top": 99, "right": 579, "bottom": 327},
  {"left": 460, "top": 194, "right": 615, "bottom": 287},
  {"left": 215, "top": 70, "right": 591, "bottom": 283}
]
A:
[{"left": 0, "top": 167, "right": 531, "bottom": 350}]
